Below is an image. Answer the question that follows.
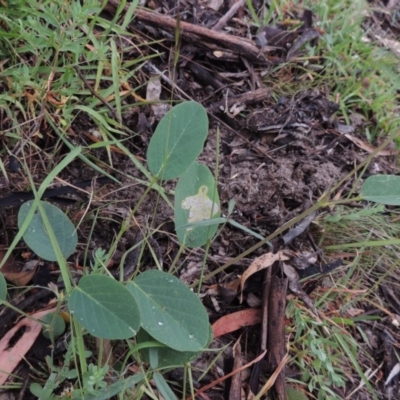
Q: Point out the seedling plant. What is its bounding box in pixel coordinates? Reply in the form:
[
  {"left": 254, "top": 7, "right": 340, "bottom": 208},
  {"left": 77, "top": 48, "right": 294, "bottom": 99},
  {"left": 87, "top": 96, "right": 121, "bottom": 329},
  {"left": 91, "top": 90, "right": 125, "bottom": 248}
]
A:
[{"left": 1, "top": 0, "right": 400, "bottom": 399}]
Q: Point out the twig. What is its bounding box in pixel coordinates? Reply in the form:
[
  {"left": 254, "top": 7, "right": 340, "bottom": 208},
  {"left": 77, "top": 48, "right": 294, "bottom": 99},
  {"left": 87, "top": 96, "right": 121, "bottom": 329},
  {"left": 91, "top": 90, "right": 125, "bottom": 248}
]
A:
[
  {"left": 266, "top": 276, "right": 288, "bottom": 400},
  {"left": 212, "top": 0, "right": 246, "bottom": 32},
  {"left": 105, "top": 1, "right": 273, "bottom": 64},
  {"left": 208, "top": 87, "right": 271, "bottom": 113},
  {"left": 260, "top": 267, "right": 272, "bottom": 352}
]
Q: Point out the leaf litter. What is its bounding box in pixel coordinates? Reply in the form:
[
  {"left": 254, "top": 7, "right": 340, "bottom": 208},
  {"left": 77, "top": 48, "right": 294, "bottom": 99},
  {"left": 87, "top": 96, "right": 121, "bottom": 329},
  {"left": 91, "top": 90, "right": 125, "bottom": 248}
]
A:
[{"left": 0, "top": 0, "right": 400, "bottom": 399}]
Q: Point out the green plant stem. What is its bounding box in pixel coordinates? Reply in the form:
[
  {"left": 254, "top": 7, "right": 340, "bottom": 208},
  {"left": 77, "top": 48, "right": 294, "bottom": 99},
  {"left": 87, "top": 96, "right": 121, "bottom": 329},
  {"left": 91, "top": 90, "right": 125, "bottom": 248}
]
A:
[
  {"left": 97, "top": 338, "right": 104, "bottom": 369},
  {"left": 168, "top": 241, "right": 186, "bottom": 274},
  {"left": 34, "top": 199, "right": 73, "bottom": 293},
  {"left": 181, "top": 366, "right": 187, "bottom": 400},
  {"left": 322, "top": 196, "right": 362, "bottom": 206},
  {"left": 73, "top": 321, "right": 88, "bottom": 375},
  {"left": 326, "top": 238, "right": 400, "bottom": 249},
  {"left": 104, "top": 173, "right": 162, "bottom": 270},
  {"left": 186, "top": 363, "right": 195, "bottom": 400}
]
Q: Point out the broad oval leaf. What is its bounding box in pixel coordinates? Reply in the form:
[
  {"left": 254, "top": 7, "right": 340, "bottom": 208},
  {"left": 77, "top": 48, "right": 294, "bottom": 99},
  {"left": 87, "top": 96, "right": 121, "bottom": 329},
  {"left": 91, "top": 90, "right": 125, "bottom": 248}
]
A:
[
  {"left": 68, "top": 275, "right": 140, "bottom": 340},
  {"left": 18, "top": 201, "right": 77, "bottom": 261},
  {"left": 127, "top": 270, "right": 210, "bottom": 352},
  {"left": 360, "top": 175, "right": 400, "bottom": 205},
  {"left": 137, "top": 329, "right": 201, "bottom": 368},
  {"left": 146, "top": 102, "right": 208, "bottom": 180},
  {"left": 175, "top": 162, "right": 220, "bottom": 247},
  {"left": 40, "top": 312, "right": 66, "bottom": 339}
]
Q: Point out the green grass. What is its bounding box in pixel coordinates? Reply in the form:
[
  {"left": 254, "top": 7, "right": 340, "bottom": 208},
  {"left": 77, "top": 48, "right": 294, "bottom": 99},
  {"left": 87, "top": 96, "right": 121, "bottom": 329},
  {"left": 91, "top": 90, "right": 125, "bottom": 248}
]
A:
[
  {"left": 260, "top": 0, "right": 400, "bottom": 139},
  {"left": 0, "top": 0, "right": 400, "bottom": 399}
]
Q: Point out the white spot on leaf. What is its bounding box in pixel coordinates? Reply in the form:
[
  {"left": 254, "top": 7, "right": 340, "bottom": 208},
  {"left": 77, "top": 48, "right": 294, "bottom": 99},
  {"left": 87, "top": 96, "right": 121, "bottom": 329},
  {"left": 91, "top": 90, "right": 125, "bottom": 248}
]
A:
[{"left": 181, "top": 185, "right": 219, "bottom": 228}]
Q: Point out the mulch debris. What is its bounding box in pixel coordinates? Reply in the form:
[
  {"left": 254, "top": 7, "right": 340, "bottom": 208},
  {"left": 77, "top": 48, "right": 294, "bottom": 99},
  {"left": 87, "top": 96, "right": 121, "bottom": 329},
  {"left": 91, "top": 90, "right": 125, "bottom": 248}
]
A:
[{"left": 1, "top": 1, "right": 400, "bottom": 399}]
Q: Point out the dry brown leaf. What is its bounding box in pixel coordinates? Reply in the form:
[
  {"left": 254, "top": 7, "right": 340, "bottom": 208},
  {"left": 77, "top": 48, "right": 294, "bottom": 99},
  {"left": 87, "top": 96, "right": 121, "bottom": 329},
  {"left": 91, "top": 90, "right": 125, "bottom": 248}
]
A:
[
  {"left": 0, "top": 247, "right": 38, "bottom": 286},
  {"left": 0, "top": 308, "right": 56, "bottom": 385},
  {"left": 1, "top": 258, "right": 39, "bottom": 287},
  {"left": 344, "top": 134, "right": 399, "bottom": 156},
  {"left": 345, "top": 307, "right": 365, "bottom": 317},
  {"left": 146, "top": 75, "right": 170, "bottom": 118},
  {"left": 240, "top": 251, "right": 289, "bottom": 302},
  {"left": 206, "top": 277, "right": 241, "bottom": 293},
  {"left": 212, "top": 308, "right": 262, "bottom": 339}
]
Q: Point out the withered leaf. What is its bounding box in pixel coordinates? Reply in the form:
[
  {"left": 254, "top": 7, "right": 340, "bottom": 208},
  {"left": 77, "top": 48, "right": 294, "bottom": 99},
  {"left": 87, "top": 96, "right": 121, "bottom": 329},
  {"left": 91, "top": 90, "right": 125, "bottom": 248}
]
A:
[{"left": 240, "top": 251, "right": 289, "bottom": 303}]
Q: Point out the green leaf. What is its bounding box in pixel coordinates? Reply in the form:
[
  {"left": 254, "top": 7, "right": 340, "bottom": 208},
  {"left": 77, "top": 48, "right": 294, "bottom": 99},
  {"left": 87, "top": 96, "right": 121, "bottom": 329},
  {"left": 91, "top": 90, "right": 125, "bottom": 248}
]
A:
[
  {"left": 0, "top": 273, "right": 6, "bottom": 302},
  {"left": 227, "top": 219, "right": 265, "bottom": 241},
  {"left": 153, "top": 372, "right": 177, "bottom": 400},
  {"left": 68, "top": 275, "right": 140, "bottom": 340},
  {"left": 127, "top": 270, "right": 210, "bottom": 352},
  {"left": 40, "top": 312, "right": 66, "bottom": 339},
  {"left": 147, "top": 102, "right": 208, "bottom": 180},
  {"left": 121, "top": 0, "right": 139, "bottom": 30},
  {"left": 29, "top": 383, "right": 48, "bottom": 399},
  {"left": 137, "top": 329, "right": 200, "bottom": 368},
  {"left": 360, "top": 175, "right": 400, "bottom": 205},
  {"left": 18, "top": 201, "right": 77, "bottom": 261},
  {"left": 175, "top": 162, "right": 220, "bottom": 247},
  {"left": 286, "top": 386, "right": 308, "bottom": 400},
  {"left": 83, "top": 374, "right": 145, "bottom": 400},
  {"left": 179, "top": 217, "right": 227, "bottom": 230}
]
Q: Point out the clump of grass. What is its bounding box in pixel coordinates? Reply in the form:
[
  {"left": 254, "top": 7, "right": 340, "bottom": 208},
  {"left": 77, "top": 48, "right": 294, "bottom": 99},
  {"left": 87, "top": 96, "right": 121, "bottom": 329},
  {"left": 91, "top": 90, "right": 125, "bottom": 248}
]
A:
[
  {"left": 287, "top": 300, "right": 353, "bottom": 400},
  {"left": 257, "top": 0, "right": 400, "bottom": 138},
  {"left": 0, "top": 0, "right": 153, "bottom": 171},
  {"left": 307, "top": 206, "right": 400, "bottom": 399}
]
